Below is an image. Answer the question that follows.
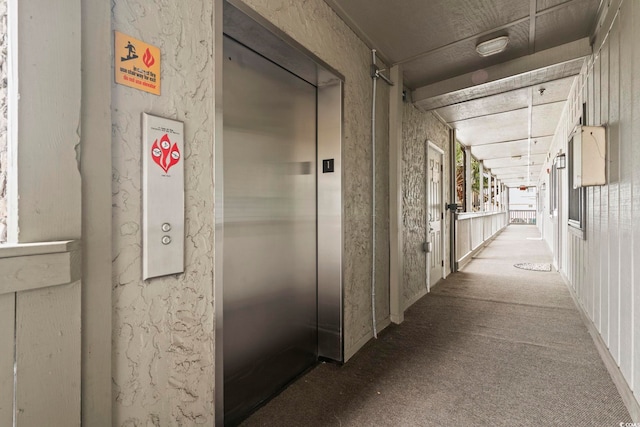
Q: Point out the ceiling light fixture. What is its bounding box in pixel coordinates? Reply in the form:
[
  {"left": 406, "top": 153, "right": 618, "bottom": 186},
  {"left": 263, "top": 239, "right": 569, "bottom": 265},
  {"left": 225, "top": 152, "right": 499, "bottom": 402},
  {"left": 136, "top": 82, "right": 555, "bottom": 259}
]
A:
[{"left": 475, "top": 36, "right": 510, "bottom": 57}]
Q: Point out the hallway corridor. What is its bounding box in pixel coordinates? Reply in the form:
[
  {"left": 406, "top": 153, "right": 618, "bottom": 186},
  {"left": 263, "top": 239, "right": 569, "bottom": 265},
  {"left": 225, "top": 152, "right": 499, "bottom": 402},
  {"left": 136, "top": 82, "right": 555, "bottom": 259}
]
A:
[{"left": 241, "top": 225, "right": 631, "bottom": 426}]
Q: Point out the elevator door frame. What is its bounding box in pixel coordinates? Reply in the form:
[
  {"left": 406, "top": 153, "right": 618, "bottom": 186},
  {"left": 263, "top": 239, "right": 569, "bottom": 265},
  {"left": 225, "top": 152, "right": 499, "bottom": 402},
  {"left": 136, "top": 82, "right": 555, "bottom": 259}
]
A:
[{"left": 215, "top": 1, "right": 345, "bottom": 425}]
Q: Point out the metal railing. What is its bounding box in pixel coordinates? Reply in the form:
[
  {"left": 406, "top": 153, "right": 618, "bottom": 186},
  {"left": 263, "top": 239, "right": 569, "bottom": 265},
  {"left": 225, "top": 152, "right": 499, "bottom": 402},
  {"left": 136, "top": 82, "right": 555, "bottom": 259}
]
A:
[
  {"left": 509, "top": 210, "right": 536, "bottom": 225},
  {"left": 455, "top": 211, "right": 508, "bottom": 269}
]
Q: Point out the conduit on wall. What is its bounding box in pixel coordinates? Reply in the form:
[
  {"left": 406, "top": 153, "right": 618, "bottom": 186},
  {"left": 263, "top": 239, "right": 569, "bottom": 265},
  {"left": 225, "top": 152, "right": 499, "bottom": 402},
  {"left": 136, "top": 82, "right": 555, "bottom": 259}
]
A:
[{"left": 370, "top": 49, "right": 393, "bottom": 339}]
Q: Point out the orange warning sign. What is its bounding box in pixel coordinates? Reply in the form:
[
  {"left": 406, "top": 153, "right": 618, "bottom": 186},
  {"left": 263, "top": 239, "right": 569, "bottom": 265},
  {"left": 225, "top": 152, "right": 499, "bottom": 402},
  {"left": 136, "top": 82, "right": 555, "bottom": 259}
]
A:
[{"left": 115, "top": 31, "right": 161, "bottom": 95}]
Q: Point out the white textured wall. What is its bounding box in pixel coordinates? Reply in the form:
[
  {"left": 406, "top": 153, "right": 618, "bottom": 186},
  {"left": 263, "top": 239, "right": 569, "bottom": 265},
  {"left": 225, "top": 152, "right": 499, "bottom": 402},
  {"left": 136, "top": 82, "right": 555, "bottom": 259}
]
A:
[
  {"left": 109, "top": 0, "right": 406, "bottom": 423},
  {"left": 539, "top": 0, "right": 640, "bottom": 410},
  {"left": 11, "top": 0, "right": 81, "bottom": 243},
  {"left": 111, "top": 0, "right": 391, "bottom": 423},
  {"left": 237, "top": 0, "right": 391, "bottom": 358},
  {"left": 111, "top": 2, "right": 215, "bottom": 425},
  {"left": 0, "top": 0, "right": 6, "bottom": 243},
  {"left": 402, "top": 102, "right": 450, "bottom": 308}
]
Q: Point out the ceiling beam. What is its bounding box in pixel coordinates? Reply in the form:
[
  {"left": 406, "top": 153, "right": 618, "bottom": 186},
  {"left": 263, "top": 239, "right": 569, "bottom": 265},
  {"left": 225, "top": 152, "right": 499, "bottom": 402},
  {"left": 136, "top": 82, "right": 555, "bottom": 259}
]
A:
[
  {"left": 449, "top": 99, "right": 565, "bottom": 124},
  {"left": 450, "top": 106, "right": 528, "bottom": 125},
  {"left": 476, "top": 154, "right": 547, "bottom": 163},
  {"left": 468, "top": 134, "right": 554, "bottom": 148},
  {"left": 528, "top": 0, "right": 537, "bottom": 53},
  {"left": 413, "top": 37, "right": 591, "bottom": 110}
]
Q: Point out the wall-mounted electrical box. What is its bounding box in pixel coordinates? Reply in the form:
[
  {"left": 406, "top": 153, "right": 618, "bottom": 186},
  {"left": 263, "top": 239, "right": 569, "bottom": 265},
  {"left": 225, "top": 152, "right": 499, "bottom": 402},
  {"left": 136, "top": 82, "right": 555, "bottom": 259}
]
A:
[
  {"left": 572, "top": 125, "right": 606, "bottom": 187},
  {"left": 142, "top": 113, "right": 185, "bottom": 280}
]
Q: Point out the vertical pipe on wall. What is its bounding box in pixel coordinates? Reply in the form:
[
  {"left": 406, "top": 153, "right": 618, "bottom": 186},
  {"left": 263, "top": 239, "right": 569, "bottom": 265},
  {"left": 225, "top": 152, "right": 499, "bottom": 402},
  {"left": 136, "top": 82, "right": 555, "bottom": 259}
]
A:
[
  {"left": 369, "top": 49, "right": 394, "bottom": 339},
  {"left": 370, "top": 49, "right": 378, "bottom": 339}
]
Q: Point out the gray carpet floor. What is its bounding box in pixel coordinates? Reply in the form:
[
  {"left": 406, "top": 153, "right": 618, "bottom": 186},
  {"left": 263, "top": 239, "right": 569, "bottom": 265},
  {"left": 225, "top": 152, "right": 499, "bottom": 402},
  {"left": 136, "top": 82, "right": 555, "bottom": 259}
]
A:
[{"left": 241, "top": 225, "right": 631, "bottom": 426}]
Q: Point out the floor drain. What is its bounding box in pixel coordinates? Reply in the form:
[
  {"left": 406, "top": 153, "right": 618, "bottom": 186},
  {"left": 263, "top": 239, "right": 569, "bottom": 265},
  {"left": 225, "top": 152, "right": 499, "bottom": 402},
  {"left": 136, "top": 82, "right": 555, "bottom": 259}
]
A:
[{"left": 514, "top": 263, "right": 552, "bottom": 272}]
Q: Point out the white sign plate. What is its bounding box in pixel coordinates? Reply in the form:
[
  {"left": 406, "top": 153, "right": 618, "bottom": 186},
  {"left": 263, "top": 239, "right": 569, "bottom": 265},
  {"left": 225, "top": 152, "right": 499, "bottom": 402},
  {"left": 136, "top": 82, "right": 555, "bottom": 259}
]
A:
[{"left": 142, "top": 113, "right": 185, "bottom": 280}]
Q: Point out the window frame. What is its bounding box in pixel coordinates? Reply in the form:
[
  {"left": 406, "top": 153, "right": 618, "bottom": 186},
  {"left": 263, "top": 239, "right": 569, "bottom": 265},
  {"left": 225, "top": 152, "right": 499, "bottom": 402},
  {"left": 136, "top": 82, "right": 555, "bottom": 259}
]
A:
[
  {"left": 567, "top": 134, "right": 586, "bottom": 233},
  {"left": 549, "top": 162, "right": 557, "bottom": 216}
]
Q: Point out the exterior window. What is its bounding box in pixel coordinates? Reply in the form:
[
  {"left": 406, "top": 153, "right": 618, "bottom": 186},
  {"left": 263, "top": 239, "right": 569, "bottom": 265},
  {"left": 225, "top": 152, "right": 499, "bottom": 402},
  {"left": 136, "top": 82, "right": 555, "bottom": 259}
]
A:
[{"left": 568, "top": 136, "right": 585, "bottom": 230}]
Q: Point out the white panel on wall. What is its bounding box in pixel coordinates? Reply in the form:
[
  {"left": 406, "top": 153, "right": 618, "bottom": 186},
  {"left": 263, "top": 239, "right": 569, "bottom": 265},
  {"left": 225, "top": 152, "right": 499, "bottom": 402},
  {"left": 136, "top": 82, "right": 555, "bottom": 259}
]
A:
[
  {"left": 591, "top": 184, "right": 601, "bottom": 328},
  {"left": 15, "top": 282, "right": 80, "bottom": 427},
  {"left": 585, "top": 71, "right": 595, "bottom": 321},
  {"left": 607, "top": 17, "right": 620, "bottom": 364},
  {"left": 599, "top": 37, "right": 610, "bottom": 347},
  {"left": 591, "top": 54, "right": 602, "bottom": 333},
  {"left": 617, "top": 0, "right": 633, "bottom": 383},
  {"left": 631, "top": 0, "right": 640, "bottom": 399},
  {"left": 573, "top": 126, "right": 607, "bottom": 188}
]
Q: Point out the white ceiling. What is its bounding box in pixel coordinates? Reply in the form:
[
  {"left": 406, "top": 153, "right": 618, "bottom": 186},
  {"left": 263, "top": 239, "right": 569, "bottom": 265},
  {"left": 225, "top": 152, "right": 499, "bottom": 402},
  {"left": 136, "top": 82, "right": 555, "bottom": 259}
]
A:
[{"left": 323, "top": 0, "right": 601, "bottom": 187}]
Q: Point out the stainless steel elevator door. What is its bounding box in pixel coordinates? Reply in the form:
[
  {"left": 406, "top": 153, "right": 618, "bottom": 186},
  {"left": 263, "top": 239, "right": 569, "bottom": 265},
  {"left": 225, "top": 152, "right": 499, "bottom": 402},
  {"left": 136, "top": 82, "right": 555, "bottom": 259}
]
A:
[{"left": 223, "top": 36, "right": 318, "bottom": 424}]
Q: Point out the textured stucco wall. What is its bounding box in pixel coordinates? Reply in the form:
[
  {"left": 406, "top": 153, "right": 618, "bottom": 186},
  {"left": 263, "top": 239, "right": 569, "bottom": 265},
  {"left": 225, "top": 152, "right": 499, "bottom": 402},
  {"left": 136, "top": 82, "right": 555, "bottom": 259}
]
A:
[
  {"left": 111, "top": 2, "right": 215, "bottom": 425},
  {"left": 402, "top": 102, "right": 450, "bottom": 308},
  {"left": 0, "top": 0, "right": 7, "bottom": 243},
  {"left": 111, "top": 0, "right": 392, "bottom": 423},
  {"left": 237, "top": 0, "right": 391, "bottom": 357}
]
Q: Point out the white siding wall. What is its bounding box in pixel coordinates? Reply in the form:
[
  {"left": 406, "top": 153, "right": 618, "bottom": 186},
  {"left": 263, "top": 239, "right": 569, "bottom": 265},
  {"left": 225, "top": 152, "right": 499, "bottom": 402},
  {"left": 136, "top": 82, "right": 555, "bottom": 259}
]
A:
[{"left": 539, "top": 0, "right": 640, "bottom": 408}]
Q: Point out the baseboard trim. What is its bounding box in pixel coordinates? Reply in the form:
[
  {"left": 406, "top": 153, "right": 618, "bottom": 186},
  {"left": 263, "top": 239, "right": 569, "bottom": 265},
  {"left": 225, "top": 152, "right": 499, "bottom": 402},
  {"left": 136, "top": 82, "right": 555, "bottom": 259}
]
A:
[
  {"left": 344, "top": 316, "right": 392, "bottom": 362},
  {"left": 403, "top": 287, "right": 428, "bottom": 312},
  {"left": 560, "top": 271, "right": 640, "bottom": 422}
]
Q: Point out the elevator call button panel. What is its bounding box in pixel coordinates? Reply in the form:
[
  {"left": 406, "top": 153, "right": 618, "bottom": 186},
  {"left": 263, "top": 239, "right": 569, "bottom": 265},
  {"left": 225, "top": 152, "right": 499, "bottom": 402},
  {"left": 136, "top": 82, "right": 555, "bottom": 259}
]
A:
[{"left": 142, "top": 113, "right": 185, "bottom": 280}]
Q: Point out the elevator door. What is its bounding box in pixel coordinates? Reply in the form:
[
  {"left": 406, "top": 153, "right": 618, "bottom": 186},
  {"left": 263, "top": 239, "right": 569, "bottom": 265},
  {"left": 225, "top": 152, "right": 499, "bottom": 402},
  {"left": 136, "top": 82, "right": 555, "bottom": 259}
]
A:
[{"left": 222, "top": 36, "right": 318, "bottom": 424}]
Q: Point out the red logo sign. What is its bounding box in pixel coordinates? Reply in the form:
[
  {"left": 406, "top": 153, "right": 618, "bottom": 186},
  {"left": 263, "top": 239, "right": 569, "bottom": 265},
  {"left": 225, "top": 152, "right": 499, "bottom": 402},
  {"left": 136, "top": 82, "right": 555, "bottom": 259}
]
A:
[
  {"left": 151, "top": 134, "right": 180, "bottom": 173},
  {"left": 143, "top": 48, "right": 155, "bottom": 68}
]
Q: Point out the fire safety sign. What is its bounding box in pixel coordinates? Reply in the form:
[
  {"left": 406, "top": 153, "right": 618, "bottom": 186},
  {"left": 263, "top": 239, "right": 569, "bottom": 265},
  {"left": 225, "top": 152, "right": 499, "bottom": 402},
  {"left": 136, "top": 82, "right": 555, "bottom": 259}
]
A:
[
  {"left": 115, "top": 31, "right": 161, "bottom": 95},
  {"left": 142, "top": 113, "right": 184, "bottom": 279}
]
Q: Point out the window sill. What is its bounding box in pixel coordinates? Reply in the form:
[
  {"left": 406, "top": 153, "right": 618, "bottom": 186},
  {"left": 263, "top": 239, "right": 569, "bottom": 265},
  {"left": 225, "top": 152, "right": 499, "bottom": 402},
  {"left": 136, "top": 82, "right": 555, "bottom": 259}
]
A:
[
  {"left": 0, "top": 240, "right": 79, "bottom": 258},
  {"left": 0, "top": 240, "right": 80, "bottom": 295},
  {"left": 568, "top": 222, "right": 585, "bottom": 240}
]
